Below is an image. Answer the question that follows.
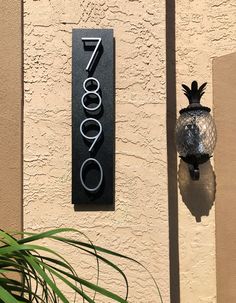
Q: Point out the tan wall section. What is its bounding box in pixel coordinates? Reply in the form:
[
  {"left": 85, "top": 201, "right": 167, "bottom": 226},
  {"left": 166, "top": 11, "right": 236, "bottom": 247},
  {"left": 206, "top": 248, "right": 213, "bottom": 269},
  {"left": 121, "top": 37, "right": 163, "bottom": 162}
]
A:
[
  {"left": 23, "top": 0, "right": 236, "bottom": 302},
  {"left": 213, "top": 52, "right": 236, "bottom": 303},
  {"left": 176, "top": 1, "right": 236, "bottom": 302},
  {"left": 23, "top": 1, "right": 169, "bottom": 302},
  {"left": 0, "top": 1, "right": 22, "bottom": 231}
]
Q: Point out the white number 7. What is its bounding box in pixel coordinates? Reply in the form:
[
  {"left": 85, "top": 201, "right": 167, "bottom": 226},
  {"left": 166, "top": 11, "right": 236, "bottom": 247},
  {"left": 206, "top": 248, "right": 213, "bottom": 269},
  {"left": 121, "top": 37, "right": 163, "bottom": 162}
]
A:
[{"left": 82, "top": 37, "right": 102, "bottom": 71}]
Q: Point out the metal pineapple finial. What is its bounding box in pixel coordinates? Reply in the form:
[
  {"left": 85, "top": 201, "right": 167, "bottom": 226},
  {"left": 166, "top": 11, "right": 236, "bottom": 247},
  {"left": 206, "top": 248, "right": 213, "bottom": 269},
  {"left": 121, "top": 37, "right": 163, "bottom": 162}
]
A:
[{"left": 182, "top": 81, "right": 207, "bottom": 107}]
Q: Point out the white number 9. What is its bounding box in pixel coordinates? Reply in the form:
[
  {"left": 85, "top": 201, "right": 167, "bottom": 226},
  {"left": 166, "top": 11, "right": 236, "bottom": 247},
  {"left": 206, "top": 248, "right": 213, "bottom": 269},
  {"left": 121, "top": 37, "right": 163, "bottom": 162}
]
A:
[{"left": 80, "top": 118, "right": 102, "bottom": 152}]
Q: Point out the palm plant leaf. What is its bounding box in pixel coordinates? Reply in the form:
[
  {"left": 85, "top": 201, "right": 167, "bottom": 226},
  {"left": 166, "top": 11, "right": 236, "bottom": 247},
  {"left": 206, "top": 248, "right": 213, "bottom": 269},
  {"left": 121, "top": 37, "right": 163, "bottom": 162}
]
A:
[{"left": 0, "top": 228, "right": 162, "bottom": 303}]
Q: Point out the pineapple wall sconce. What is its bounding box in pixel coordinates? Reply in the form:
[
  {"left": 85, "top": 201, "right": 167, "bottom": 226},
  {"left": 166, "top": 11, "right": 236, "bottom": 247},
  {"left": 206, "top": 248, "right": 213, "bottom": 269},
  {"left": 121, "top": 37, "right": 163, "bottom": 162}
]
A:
[{"left": 175, "top": 81, "right": 217, "bottom": 180}]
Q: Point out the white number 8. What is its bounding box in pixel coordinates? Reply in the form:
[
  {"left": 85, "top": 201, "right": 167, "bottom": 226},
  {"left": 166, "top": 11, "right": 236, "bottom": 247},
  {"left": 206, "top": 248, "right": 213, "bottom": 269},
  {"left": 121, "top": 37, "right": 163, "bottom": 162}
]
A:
[{"left": 81, "top": 77, "right": 101, "bottom": 111}]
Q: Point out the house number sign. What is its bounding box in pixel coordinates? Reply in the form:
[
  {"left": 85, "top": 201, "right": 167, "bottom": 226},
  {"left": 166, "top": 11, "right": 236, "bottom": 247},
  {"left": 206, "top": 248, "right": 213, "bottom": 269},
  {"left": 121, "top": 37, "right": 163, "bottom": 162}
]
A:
[{"left": 72, "top": 29, "right": 114, "bottom": 206}]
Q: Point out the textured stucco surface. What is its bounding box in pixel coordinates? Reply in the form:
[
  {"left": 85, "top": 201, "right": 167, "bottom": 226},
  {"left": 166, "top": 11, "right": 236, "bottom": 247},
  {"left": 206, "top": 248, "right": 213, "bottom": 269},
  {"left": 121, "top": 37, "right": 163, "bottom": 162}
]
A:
[
  {"left": 23, "top": 0, "right": 236, "bottom": 302},
  {"left": 0, "top": 0, "right": 22, "bottom": 231},
  {"left": 176, "top": 1, "right": 236, "bottom": 302},
  {"left": 24, "top": 1, "right": 169, "bottom": 302}
]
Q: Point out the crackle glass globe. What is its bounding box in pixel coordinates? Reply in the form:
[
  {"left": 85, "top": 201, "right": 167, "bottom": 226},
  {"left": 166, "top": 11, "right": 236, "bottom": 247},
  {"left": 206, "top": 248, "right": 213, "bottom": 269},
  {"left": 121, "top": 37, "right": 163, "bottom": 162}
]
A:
[{"left": 176, "top": 109, "right": 217, "bottom": 158}]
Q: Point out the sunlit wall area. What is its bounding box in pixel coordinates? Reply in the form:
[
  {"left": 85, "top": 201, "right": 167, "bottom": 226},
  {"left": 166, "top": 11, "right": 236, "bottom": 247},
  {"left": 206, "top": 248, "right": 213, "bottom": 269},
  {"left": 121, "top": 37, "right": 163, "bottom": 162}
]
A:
[
  {"left": 176, "top": 1, "right": 236, "bottom": 302},
  {"left": 23, "top": 1, "right": 169, "bottom": 302}
]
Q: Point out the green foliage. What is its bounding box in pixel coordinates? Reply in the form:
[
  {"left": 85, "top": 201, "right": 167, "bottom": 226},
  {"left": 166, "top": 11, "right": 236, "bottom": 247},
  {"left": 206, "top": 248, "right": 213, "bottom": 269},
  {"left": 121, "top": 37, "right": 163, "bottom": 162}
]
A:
[{"left": 0, "top": 228, "right": 162, "bottom": 303}]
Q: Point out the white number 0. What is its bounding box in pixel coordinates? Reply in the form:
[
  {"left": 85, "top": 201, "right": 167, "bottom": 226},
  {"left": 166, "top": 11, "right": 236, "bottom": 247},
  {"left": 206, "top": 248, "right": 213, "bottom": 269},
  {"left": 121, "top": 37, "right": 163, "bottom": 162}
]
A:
[{"left": 80, "top": 158, "right": 103, "bottom": 192}]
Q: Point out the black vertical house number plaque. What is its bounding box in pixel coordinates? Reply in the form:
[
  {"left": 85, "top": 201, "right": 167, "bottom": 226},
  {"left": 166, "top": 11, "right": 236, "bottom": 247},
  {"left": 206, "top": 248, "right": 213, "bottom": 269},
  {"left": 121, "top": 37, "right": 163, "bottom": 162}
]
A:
[{"left": 72, "top": 29, "right": 115, "bottom": 207}]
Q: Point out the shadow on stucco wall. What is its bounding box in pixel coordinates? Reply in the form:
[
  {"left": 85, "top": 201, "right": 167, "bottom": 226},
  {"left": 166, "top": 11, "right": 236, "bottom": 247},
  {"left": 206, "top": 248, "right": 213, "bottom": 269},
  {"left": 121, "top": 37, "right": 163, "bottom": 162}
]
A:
[
  {"left": 166, "top": 0, "right": 180, "bottom": 302},
  {"left": 178, "top": 160, "right": 216, "bottom": 223}
]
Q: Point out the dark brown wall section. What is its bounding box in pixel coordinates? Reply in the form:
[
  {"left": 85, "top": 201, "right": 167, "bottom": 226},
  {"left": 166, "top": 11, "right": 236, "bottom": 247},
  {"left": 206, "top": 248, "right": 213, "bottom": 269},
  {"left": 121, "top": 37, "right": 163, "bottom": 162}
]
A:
[
  {"left": 214, "top": 52, "right": 236, "bottom": 303},
  {"left": 0, "top": 1, "right": 23, "bottom": 231}
]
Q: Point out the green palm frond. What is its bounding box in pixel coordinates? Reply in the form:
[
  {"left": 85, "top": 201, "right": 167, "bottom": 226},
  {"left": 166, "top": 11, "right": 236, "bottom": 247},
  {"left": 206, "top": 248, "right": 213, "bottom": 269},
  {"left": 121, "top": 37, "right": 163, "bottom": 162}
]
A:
[{"left": 0, "top": 228, "right": 163, "bottom": 303}]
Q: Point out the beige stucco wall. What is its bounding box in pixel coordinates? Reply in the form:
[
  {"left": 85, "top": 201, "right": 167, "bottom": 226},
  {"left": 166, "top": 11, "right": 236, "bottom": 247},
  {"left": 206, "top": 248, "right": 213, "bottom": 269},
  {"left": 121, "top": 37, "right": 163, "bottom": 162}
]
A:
[
  {"left": 24, "top": 1, "right": 169, "bottom": 302},
  {"left": 0, "top": 0, "right": 22, "bottom": 232},
  {"left": 176, "top": 1, "right": 236, "bottom": 302},
  {"left": 23, "top": 0, "right": 236, "bottom": 302}
]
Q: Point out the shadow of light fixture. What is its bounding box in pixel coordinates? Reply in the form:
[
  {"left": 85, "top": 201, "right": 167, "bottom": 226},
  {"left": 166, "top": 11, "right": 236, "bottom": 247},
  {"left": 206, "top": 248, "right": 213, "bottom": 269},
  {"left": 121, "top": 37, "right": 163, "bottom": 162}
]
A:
[
  {"left": 175, "top": 81, "right": 217, "bottom": 180},
  {"left": 178, "top": 159, "right": 216, "bottom": 222}
]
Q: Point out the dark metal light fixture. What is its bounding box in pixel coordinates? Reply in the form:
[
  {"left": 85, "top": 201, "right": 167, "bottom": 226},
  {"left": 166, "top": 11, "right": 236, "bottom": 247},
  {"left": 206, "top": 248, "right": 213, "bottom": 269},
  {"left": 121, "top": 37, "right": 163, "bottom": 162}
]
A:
[{"left": 175, "top": 81, "right": 217, "bottom": 180}]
